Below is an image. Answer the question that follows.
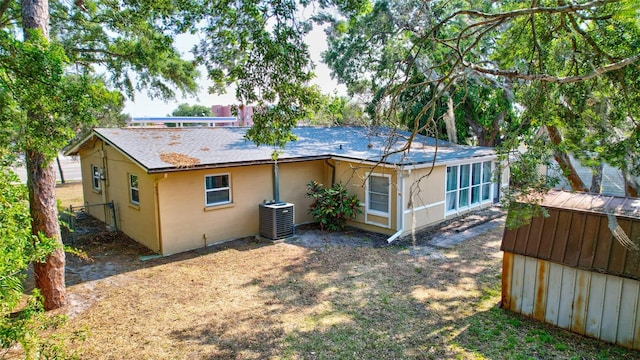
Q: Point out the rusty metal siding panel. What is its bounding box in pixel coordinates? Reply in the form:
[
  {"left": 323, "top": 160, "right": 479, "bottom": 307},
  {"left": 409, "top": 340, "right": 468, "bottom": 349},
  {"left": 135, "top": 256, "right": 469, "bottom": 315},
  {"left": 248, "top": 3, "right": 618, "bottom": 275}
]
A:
[
  {"left": 501, "top": 252, "right": 514, "bottom": 310},
  {"left": 617, "top": 278, "right": 639, "bottom": 348},
  {"left": 586, "top": 272, "right": 606, "bottom": 339},
  {"left": 500, "top": 226, "right": 517, "bottom": 253},
  {"left": 578, "top": 213, "right": 601, "bottom": 269},
  {"left": 593, "top": 215, "right": 613, "bottom": 271},
  {"left": 511, "top": 253, "right": 526, "bottom": 313},
  {"left": 608, "top": 220, "right": 629, "bottom": 275},
  {"left": 565, "top": 212, "right": 586, "bottom": 266},
  {"left": 513, "top": 222, "right": 530, "bottom": 255},
  {"left": 624, "top": 222, "right": 640, "bottom": 277},
  {"left": 521, "top": 257, "right": 538, "bottom": 316},
  {"left": 533, "top": 259, "right": 549, "bottom": 322},
  {"left": 571, "top": 270, "right": 589, "bottom": 335},
  {"left": 526, "top": 215, "right": 544, "bottom": 256},
  {"left": 545, "top": 262, "right": 563, "bottom": 326},
  {"left": 538, "top": 209, "right": 559, "bottom": 260},
  {"left": 503, "top": 254, "right": 640, "bottom": 350},
  {"left": 601, "top": 277, "right": 623, "bottom": 343},
  {"left": 632, "top": 284, "right": 640, "bottom": 350},
  {"left": 557, "top": 266, "right": 577, "bottom": 329},
  {"left": 550, "top": 210, "right": 572, "bottom": 263}
]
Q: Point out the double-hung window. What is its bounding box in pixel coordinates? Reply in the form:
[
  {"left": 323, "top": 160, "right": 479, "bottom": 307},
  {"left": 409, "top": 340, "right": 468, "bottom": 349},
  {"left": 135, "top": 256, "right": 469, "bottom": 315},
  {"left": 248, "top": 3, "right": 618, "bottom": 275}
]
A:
[
  {"left": 91, "top": 165, "right": 101, "bottom": 191},
  {"left": 446, "top": 161, "right": 493, "bottom": 213},
  {"left": 367, "top": 174, "right": 390, "bottom": 216},
  {"left": 129, "top": 174, "right": 139, "bottom": 205},
  {"left": 205, "top": 174, "right": 231, "bottom": 206}
]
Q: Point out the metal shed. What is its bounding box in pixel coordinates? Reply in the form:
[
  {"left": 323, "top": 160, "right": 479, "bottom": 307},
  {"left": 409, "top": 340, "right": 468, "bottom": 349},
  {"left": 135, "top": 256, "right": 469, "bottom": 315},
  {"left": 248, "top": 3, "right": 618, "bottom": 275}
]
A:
[{"left": 501, "top": 190, "right": 640, "bottom": 349}]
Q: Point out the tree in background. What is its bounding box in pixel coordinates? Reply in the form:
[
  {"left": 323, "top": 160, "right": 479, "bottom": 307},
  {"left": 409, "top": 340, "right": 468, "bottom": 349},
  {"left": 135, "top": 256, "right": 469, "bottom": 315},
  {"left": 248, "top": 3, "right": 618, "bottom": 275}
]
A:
[
  {"left": 185, "top": 0, "right": 370, "bottom": 149},
  {"left": 323, "top": 0, "right": 518, "bottom": 146},
  {"left": 323, "top": 0, "right": 639, "bottom": 200},
  {"left": 308, "top": 93, "right": 368, "bottom": 126},
  {"left": 171, "top": 103, "right": 213, "bottom": 117}
]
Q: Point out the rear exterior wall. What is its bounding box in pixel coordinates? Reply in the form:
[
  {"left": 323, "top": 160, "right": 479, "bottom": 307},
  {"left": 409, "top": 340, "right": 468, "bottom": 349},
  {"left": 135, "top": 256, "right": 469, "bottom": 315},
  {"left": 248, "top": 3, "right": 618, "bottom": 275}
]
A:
[
  {"left": 156, "top": 160, "right": 325, "bottom": 255},
  {"left": 78, "top": 140, "right": 161, "bottom": 252}
]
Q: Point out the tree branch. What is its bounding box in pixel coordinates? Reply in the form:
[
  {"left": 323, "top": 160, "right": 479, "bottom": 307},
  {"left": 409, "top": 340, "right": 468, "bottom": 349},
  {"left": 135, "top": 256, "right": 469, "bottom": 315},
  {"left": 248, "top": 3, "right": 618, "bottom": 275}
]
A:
[
  {"left": 447, "top": 0, "right": 619, "bottom": 22},
  {"left": 468, "top": 53, "right": 640, "bottom": 83}
]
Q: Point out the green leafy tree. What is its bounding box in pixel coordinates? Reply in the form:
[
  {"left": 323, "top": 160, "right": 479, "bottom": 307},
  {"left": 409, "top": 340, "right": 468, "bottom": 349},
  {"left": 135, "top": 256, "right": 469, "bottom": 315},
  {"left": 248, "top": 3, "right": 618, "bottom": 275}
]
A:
[
  {"left": 185, "top": 0, "right": 370, "bottom": 149},
  {"left": 308, "top": 93, "right": 368, "bottom": 126},
  {"left": 323, "top": 0, "right": 517, "bottom": 146},
  {"left": 1, "top": 0, "right": 198, "bottom": 312},
  {"left": 171, "top": 103, "right": 213, "bottom": 117},
  {"left": 324, "top": 0, "right": 639, "bottom": 200},
  {"left": 0, "top": 162, "right": 78, "bottom": 358}
]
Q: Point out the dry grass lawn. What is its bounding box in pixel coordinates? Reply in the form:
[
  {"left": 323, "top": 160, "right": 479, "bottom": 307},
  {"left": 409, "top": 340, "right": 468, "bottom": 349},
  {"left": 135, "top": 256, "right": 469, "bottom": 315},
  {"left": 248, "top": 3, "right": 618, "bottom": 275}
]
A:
[
  {"left": 56, "top": 181, "right": 84, "bottom": 208},
  {"left": 49, "top": 184, "right": 639, "bottom": 359}
]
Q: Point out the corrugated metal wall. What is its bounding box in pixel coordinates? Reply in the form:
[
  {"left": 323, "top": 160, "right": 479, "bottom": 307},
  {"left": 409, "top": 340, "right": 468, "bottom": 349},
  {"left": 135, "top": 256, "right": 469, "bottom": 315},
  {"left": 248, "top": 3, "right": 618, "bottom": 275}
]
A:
[
  {"left": 501, "top": 191, "right": 640, "bottom": 349},
  {"left": 503, "top": 253, "right": 640, "bottom": 349},
  {"left": 502, "top": 208, "right": 640, "bottom": 280}
]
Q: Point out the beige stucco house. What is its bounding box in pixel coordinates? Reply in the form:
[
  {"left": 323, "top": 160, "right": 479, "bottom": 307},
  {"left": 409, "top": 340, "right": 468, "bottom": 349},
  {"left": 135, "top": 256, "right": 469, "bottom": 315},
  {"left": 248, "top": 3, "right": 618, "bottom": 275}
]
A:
[{"left": 65, "top": 126, "right": 507, "bottom": 255}]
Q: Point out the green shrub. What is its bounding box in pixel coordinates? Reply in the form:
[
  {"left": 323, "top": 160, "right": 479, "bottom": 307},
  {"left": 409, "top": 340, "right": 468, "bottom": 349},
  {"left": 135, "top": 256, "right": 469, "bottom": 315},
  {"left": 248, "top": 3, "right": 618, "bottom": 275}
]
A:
[{"left": 306, "top": 181, "right": 362, "bottom": 231}]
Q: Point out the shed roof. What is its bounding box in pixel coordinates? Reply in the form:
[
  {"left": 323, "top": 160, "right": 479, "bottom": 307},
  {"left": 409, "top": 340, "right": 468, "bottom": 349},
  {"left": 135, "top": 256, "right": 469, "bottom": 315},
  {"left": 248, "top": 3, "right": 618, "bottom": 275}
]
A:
[
  {"left": 541, "top": 190, "right": 640, "bottom": 220},
  {"left": 66, "top": 126, "right": 495, "bottom": 173}
]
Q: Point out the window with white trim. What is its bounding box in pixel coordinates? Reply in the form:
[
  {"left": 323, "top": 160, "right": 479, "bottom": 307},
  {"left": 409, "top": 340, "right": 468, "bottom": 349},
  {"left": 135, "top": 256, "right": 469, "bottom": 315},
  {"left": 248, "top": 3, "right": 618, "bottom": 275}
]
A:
[
  {"left": 446, "top": 161, "right": 493, "bottom": 213},
  {"left": 205, "top": 174, "right": 231, "bottom": 206},
  {"left": 91, "top": 165, "right": 101, "bottom": 191},
  {"left": 367, "top": 174, "right": 390, "bottom": 216},
  {"left": 129, "top": 174, "right": 139, "bottom": 205}
]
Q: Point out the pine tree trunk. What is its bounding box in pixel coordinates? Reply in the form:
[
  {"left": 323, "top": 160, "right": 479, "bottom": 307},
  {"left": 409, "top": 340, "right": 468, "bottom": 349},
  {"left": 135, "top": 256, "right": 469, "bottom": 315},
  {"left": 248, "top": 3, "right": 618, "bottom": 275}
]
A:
[
  {"left": 22, "top": 0, "right": 66, "bottom": 310},
  {"left": 27, "top": 151, "right": 66, "bottom": 310}
]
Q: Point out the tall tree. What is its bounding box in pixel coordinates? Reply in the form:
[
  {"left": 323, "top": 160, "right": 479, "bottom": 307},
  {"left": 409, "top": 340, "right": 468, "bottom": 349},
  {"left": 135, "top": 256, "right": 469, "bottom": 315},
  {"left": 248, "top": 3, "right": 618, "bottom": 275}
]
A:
[
  {"left": 2, "top": 0, "right": 198, "bottom": 310},
  {"left": 323, "top": 0, "right": 639, "bottom": 197},
  {"left": 323, "top": 0, "right": 517, "bottom": 146},
  {"left": 21, "top": 0, "right": 67, "bottom": 311}
]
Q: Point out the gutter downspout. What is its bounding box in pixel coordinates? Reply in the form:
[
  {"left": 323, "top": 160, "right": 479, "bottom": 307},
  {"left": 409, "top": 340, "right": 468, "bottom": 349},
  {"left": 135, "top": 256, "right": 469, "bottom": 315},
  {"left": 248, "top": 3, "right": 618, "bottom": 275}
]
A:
[
  {"left": 325, "top": 159, "right": 335, "bottom": 186},
  {"left": 387, "top": 168, "right": 405, "bottom": 243},
  {"left": 273, "top": 160, "right": 279, "bottom": 202}
]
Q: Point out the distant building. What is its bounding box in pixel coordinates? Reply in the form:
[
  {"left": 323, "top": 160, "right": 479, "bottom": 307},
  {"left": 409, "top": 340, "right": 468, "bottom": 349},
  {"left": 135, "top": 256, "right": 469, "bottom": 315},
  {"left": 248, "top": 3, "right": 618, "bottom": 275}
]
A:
[
  {"left": 211, "top": 104, "right": 255, "bottom": 127},
  {"left": 129, "top": 104, "right": 256, "bottom": 128}
]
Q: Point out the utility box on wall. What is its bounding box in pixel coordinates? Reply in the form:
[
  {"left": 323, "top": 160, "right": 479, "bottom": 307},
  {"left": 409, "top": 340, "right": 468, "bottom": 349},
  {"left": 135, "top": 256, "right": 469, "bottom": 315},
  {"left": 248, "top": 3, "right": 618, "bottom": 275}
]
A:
[{"left": 259, "top": 202, "right": 295, "bottom": 240}]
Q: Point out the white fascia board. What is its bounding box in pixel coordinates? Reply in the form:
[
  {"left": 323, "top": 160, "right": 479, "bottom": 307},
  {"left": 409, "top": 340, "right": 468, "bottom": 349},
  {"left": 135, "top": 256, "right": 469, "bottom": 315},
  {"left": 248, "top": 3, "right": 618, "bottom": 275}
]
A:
[{"left": 399, "top": 154, "right": 499, "bottom": 171}]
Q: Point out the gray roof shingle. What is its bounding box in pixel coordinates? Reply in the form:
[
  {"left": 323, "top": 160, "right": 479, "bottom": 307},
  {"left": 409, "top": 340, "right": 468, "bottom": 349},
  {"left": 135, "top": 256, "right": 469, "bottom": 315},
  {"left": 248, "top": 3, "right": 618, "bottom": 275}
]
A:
[{"left": 89, "top": 126, "right": 495, "bottom": 173}]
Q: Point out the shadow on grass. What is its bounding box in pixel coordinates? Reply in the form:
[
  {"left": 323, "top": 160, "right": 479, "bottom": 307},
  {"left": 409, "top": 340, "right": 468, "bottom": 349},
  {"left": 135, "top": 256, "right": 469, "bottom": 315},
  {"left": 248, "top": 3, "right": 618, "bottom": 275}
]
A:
[
  {"left": 167, "top": 227, "right": 639, "bottom": 359},
  {"left": 164, "top": 229, "right": 506, "bottom": 358},
  {"left": 62, "top": 214, "right": 275, "bottom": 287}
]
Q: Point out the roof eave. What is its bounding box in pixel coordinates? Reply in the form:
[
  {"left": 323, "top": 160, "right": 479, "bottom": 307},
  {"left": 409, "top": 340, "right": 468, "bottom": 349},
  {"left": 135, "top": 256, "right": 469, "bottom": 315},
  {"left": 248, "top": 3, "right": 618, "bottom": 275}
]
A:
[
  {"left": 63, "top": 131, "right": 97, "bottom": 156},
  {"left": 146, "top": 155, "right": 333, "bottom": 174}
]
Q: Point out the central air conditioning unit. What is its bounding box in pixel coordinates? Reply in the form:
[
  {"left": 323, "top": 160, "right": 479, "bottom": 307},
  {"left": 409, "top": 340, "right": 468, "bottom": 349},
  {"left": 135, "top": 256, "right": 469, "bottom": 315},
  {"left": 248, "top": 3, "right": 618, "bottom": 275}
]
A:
[{"left": 259, "top": 202, "right": 295, "bottom": 240}]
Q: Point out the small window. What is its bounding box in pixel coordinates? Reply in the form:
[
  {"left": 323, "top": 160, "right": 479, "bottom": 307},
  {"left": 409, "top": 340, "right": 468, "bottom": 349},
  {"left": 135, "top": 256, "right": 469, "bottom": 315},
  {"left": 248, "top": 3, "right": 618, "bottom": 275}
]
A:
[
  {"left": 205, "top": 174, "right": 231, "bottom": 206},
  {"left": 367, "top": 174, "right": 390, "bottom": 215},
  {"left": 129, "top": 174, "right": 139, "bottom": 205},
  {"left": 91, "top": 165, "right": 101, "bottom": 191}
]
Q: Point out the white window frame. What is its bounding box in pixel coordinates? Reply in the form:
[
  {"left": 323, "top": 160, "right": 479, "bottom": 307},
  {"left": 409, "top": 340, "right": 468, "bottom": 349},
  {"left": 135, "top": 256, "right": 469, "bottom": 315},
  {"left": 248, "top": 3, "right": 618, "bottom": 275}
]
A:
[
  {"left": 205, "top": 173, "right": 231, "bottom": 207},
  {"left": 445, "top": 161, "right": 493, "bottom": 214},
  {"left": 91, "top": 164, "right": 101, "bottom": 191},
  {"left": 129, "top": 173, "right": 139, "bottom": 205},
  {"left": 366, "top": 173, "right": 391, "bottom": 217}
]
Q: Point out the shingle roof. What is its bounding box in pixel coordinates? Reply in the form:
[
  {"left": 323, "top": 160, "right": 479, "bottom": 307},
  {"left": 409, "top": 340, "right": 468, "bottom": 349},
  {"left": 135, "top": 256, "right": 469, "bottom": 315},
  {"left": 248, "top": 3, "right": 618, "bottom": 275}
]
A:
[{"left": 82, "top": 126, "right": 495, "bottom": 173}]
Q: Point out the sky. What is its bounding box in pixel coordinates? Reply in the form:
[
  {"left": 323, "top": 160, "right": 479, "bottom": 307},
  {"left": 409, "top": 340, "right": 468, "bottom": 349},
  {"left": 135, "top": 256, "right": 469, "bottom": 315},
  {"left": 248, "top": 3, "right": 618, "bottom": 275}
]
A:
[{"left": 123, "top": 27, "right": 346, "bottom": 118}]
